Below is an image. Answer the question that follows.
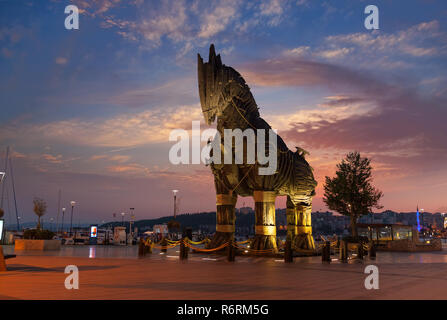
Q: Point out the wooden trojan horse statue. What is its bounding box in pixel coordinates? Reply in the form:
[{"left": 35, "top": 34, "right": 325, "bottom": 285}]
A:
[{"left": 198, "top": 45, "right": 317, "bottom": 253}]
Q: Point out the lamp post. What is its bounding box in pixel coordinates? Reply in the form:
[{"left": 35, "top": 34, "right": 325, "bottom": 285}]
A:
[
  {"left": 60, "top": 207, "right": 66, "bottom": 233},
  {"left": 0, "top": 171, "right": 5, "bottom": 183},
  {"left": 70, "top": 201, "right": 76, "bottom": 235},
  {"left": 121, "top": 212, "right": 126, "bottom": 226},
  {"left": 129, "top": 208, "right": 135, "bottom": 243},
  {"left": 172, "top": 190, "right": 178, "bottom": 219}
]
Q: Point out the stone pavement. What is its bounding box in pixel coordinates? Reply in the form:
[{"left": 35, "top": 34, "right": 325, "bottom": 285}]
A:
[{"left": 1, "top": 251, "right": 447, "bottom": 299}]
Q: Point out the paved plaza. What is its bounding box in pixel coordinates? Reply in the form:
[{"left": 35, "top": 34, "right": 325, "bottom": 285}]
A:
[{"left": 1, "top": 245, "right": 447, "bottom": 300}]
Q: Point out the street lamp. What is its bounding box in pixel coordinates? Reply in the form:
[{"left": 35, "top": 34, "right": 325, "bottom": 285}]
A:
[
  {"left": 172, "top": 190, "right": 178, "bottom": 219},
  {"left": 60, "top": 207, "right": 66, "bottom": 233},
  {"left": 70, "top": 201, "right": 76, "bottom": 235},
  {"left": 129, "top": 208, "right": 135, "bottom": 242},
  {"left": 0, "top": 172, "right": 5, "bottom": 183},
  {"left": 121, "top": 212, "right": 126, "bottom": 226}
]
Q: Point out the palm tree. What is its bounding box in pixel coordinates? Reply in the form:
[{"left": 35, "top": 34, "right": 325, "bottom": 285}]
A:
[{"left": 33, "top": 197, "right": 47, "bottom": 230}]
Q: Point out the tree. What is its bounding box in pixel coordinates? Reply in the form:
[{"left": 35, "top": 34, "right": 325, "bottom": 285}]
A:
[
  {"left": 33, "top": 197, "right": 47, "bottom": 230},
  {"left": 323, "top": 151, "right": 383, "bottom": 237}
]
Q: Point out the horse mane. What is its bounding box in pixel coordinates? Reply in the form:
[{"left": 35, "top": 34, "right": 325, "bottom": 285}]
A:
[{"left": 198, "top": 44, "right": 259, "bottom": 120}]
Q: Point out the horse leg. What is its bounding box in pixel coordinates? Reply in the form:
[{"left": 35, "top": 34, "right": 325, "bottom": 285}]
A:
[
  {"left": 251, "top": 191, "right": 278, "bottom": 253},
  {"left": 208, "top": 170, "right": 237, "bottom": 248},
  {"left": 286, "top": 195, "right": 297, "bottom": 243},
  {"left": 293, "top": 198, "right": 316, "bottom": 251}
]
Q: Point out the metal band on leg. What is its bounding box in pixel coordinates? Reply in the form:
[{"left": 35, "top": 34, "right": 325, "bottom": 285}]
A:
[
  {"left": 255, "top": 225, "right": 276, "bottom": 236},
  {"left": 253, "top": 191, "right": 276, "bottom": 203},
  {"left": 254, "top": 191, "right": 277, "bottom": 236},
  {"left": 216, "top": 224, "right": 235, "bottom": 233},
  {"left": 296, "top": 226, "right": 312, "bottom": 234},
  {"left": 216, "top": 194, "right": 236, "bottom": 206}
]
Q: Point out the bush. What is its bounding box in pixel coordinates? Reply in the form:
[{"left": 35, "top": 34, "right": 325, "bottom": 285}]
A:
[{"left": 23, "top": 229, "right": 55, "bottom": 240}]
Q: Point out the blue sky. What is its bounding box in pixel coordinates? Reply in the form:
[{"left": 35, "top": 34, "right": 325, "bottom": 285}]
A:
[{"left": 1, "top": 0, "right": 447, "bottom": 225}]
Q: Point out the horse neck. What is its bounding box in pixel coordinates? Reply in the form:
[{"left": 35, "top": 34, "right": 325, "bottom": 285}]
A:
[{"left": 217, "top": 101, "right": 256, "bottom": 133}]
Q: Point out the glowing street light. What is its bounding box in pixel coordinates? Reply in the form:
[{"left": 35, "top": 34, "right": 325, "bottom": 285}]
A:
[
  {"left": 70, "top": 201, "right": 76, "bottom": 235},
  {"left": 172, "top": 190, "right": 179, "bottom": 219},
  {"left": 121, "top": 212, "right": 126, "bottom": 226},
  {"left": 0, "top": 172, "right": 5, "bottom": 183},
  {"left": 60, "top": 207, "right": 66, "bottom": 233},
  {"left": 129, "top": 208, "right": 135, "bottom": 241}
]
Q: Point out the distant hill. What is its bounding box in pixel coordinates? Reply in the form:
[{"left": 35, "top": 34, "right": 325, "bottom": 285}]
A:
[{"left": 100, "top": 209, "right": 288, "bottom": 234}]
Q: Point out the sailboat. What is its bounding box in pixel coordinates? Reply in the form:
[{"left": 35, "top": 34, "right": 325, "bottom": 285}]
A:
[{"left": 0, "top": 146, "right": 21, "bottom": 243}]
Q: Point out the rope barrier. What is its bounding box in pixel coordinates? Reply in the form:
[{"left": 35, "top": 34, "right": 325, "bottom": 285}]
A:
[
  {"left": 185, "top": 241, "right": 229, "bottom": 252},
  {"left": 187, "top": 238, "right": 211, "bottom": 245}
]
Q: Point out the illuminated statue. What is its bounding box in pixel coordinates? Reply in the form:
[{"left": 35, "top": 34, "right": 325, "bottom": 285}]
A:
[{"left": 198, "top": 45, "right": 317, "bottom": 252}]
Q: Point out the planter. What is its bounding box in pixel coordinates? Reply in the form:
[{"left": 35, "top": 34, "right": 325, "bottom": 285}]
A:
[{"left": 14, "top": 239, "right": 61, "bottom": 251}]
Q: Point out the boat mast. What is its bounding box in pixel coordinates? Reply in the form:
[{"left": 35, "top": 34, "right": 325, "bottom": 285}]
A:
[
  {"left": 0, "top": 146, "right": 9, "bottom": 210},
  {"left": 9, "top": 156, "right": 20, "bottom": 231}
]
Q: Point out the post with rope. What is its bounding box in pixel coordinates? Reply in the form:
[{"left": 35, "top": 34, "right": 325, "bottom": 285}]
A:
[
  {"left": 340, "top": 240, "right": 348, "bottom": 262},
  {"left": 0, "top": 246, "right": 7, "bottom": 272},
  {"left": 284, "top": 239, "right": 293, "bottom": 263},
  {"left": 227, "top": 238, "right": 236, "bottom": 262},
  {"left": 180, "top": 237, "right": 188, "bottom": 260},
  {"left": 161, "top": 237, "right": 167, "bottom": 253},
  {"left": 138, "top": 238, "right": 145, "bottom": 257},
  {"left": 357, "top": 242, "right": 364, "bottom": 260},
  {"left": 322, "top": 241, "right": 331, "bottom": 263},
  {"left": 369, "top": 241, "right": 376, "bottom": 259}
]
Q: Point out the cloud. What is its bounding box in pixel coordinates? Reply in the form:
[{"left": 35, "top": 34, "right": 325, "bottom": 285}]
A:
[
  {"left": 282, "top": 20, "right": 446, "bottom": 70},
  {"left": 239, "top": 52, "right": 447, "bottom": 194},
  {"left": 316, "top": 47, "right": 351, "bottom": 59},
  {"left": 259, "top": 0, "right": 286, "bottom": 26},
  {"left": 324, "top": 20, "right": 445, "bottom": 60},
  {"left": 0, "top": 104, "right": 204, "bottom": 148},
  {"left": 72, "top": 0, "right": 122, "bottom": 16},
  {"left": 85, "top": 0, "right": 293, "bottom": 56},
  {"left": 198, "top": 0, "right": 239, "bottom": 38},
  {"left": 55, "top": 57, "right": 68, "bottom": 65}
]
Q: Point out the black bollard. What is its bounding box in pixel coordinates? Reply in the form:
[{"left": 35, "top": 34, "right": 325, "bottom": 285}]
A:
[
  {"left": 180, "top": 237, "right": 188, "bottom": 260},
  {"left": 161, "top": 238, "right": 167, "bottom": 253},
  {"left": 322, "top": 241, "right": 331, "bottom": 263},
  {"left": 340, "top": 240, "right": 348, "bottom": 263},
  {"left": 369, "top": 241, "right": 376, "bottom": 259},
  {"left": 227, "top": 240, "right": 235, "bottom": 262},
  {"left": 284, "top": 239, "right": 293, "bottom": 263},
  {"left": 138, "top": 239, "right": 145, "bottom": 256},
  {"left": 357, "top": 243, "right": 364, "bottom": 260}
]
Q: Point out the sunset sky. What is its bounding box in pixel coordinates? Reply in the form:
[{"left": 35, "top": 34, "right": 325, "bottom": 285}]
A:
[{"left": 1, "top": 0, "right": 446, "bottom": 225}]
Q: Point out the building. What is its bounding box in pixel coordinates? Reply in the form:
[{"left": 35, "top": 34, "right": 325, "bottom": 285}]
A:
[{"left": 153, "top": 224, "right": 168, "bottom": 236}]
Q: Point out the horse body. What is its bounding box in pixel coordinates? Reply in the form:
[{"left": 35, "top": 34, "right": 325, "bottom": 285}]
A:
[{"left": 198, "top": 45, "right": 317, "bottom": 252}]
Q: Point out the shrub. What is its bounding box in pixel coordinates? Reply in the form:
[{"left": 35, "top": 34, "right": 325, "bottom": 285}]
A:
[{"left": 23, "top": 229, "right": 55, "bottom": 240}]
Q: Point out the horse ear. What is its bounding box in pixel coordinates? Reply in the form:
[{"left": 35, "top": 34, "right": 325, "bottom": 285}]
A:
[
  {"left": 208, "top": 44, "right": 222, "bottom": 67},
  {"left": 209, "top": 44, "right": 216, "bottom": 60},
  {"left": 197, "top": 53, "right": 207, "bottom": 108}
]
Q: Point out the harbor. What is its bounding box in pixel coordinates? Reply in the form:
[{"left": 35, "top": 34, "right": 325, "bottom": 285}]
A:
[{"left": 2, "top": 244, "right": 447, "bottom": 300}]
